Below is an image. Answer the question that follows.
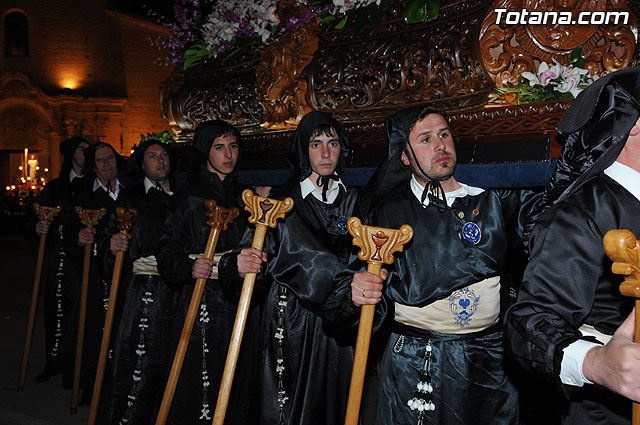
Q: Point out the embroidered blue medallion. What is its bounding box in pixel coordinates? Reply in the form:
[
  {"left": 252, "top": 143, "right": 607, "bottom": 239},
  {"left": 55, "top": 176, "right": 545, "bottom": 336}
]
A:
[
  {"left": 449, "top": 287, "right": 480, "bottom": 328},
  {"left": 336, "top": 216, "right": 348, "bottom": 235},
  {"left": 462, "top": 222, "right": 481, "bottom": 245}
]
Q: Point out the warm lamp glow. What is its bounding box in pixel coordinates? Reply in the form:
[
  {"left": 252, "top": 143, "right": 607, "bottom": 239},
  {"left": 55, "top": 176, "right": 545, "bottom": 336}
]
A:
[
  {"left": 18, "top": 165, "right": 22, "bottom": 170},
  {"left": 60, "top": 74, "right": 80, "bottom": 90},
  {"left": 11, "top": 185, "right": 15, "bottom": 190},
  {"left": 44, "top": 168, "right": 49, "bottom": 172},
  {"left": 5, "top": 186, "right": 9, "bottom": 191}
]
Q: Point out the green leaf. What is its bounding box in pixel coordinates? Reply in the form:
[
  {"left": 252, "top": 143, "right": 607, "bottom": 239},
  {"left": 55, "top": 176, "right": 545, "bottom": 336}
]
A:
[
  {"left": 402, "top": 0, "right": 427, "bottom": 24},
  {"left": 369, "top": 5, "right": 382, "bottom": 28},
  {"left": 354, "top": 7, "right": 369, "bottom": 34},
  {"left": 427, "top": 0, "right": 440, "bottom": 21},
  {"left": 183, "top": 43, "right": 208, "bottom": 70},
  {"left": 319, "top": 15, "right": 336, "bottom": 26},
  {"left": 569, "top": 46, "right": 583, "bottom": 64},
  {"left": 335, "top": 15, "right": 348, "bottom": 30}
]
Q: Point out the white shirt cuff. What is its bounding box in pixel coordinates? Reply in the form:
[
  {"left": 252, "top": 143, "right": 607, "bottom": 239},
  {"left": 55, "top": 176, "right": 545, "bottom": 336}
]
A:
[{"left": 560, "top": 339, "right": 600, "bottom": 386}]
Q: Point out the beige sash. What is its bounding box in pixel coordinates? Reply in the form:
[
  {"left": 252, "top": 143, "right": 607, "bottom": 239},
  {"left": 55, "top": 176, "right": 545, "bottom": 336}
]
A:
[
  {"left": 132, "top": 255, "right": 160, "bottom": 276},
  {"left": 394, "top": 276, "right": 501, "bottom": 334}
]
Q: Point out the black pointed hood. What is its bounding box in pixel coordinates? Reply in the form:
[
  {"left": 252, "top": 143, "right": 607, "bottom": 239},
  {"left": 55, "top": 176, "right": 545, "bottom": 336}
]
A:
[
  {"left": 287, "top": 111, "right": 350, "bottom": 181},
  {"left": 526, "top": 66, "right": 640, "bottom": 244},
  {"left": 58, "top": 136, "right": 90, "bottom": 179}
]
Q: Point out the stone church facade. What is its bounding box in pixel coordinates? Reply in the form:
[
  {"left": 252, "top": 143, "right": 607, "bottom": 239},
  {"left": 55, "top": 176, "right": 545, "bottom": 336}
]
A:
[{"left": 0, "top": 0, "right": 174, "bottom": 186}]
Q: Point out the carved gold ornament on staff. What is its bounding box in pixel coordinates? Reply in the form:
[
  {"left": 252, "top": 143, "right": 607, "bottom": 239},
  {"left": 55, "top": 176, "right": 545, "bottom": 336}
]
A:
[
  {"left": 71, "top": 206, "right": 106, "bottom": 414},
  {"left": 344, "top": 217, "right": 413, "bottom": 425},
  {"left": 604, "top": 229, "right": 640, "bottom": 425},
  {"left": 212, "top": 189, "right": 294, "bottom": 425},
  {"left": 18, "top": 203, "right": 61, "bottom": 392},
  {"left": 89, "top": 208, "right": 138, "bottom": 425},
  {"left": 156, "top": 200, "right": 238, "bottom": 425}
]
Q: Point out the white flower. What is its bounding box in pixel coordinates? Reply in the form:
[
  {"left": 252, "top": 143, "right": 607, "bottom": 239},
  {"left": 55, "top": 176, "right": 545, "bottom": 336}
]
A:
[{"left": 522, "top": 61, "right": 561, "bottom": 87}]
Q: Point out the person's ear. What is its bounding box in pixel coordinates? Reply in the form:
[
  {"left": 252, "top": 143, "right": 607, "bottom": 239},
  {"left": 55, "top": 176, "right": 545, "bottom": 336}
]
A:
[
  {"left": 630, "top": 124, "right": 640, "bottom": 137},
  {"left": 400, "top": 151, "right": 410, "bottom": 166}
]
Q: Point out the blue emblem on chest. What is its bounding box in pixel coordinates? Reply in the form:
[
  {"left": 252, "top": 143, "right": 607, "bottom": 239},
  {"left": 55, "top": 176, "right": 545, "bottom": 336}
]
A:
[
  {"left": 336, "top": 216, "right": 348, "bottom": 235},
  {"left": 449, "top": 287, "right": 480, "bottom": 328},
  {"left": 462, "top": 222, "right": 481, "bottom": 245}
]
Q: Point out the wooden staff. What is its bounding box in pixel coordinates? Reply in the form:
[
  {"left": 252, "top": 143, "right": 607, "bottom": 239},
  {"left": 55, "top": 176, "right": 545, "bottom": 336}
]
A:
[
  {"left": 18, "top": 203, "right": 62, "bottom": 392},
  {"left": 344, "top": 217, "right": 413, "bottom": 425},
  {"left": 212, "top": 190, "right": 294, "bottom": 425},
  {"left": 155, "top": 200, "right": 239, "bottom": 425},
  {"left": 88, "top": 207, "right": 138, "bottom": 425},
  {"left": 604, "top": 229, "right": 640, "bottom": 425},
  {"left": 71, "top": 206, "right": 106, "bottom": 414}
]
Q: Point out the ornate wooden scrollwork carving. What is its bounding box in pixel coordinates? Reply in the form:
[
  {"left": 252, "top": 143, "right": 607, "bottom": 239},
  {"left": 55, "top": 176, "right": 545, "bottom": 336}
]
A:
[
  {"left": 479, "top": 0, "right": 638, "bottom": 85},
  {"left": 307, "top": 9, "right": 493, "bottom": 116},
  {"left": 255, "top": 0, "right": 318, "bottom": 130}
]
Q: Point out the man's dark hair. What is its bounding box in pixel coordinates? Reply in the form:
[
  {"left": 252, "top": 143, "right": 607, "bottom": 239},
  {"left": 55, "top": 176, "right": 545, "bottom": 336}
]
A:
[
  {"left": 310, "top": 122, "right": 339, "bottom": 140},
  {"left": 407, "top": 105, "right": 449, "bottom": 136}
]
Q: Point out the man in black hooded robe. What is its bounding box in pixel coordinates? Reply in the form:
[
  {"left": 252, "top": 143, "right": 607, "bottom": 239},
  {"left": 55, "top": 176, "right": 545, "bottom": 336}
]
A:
[
  {"left": 99, "top": 139, "right": 180, "bottom": 424},
  {"left": 323, "top": 106, "right": 539, "bottom": 425},
  {"left": 156, "top": 120, "right": 257, "bottom": 425},
  {"left": 27, "top": 137, "right": 89, "bottom": 382},
  {"left": 62, "top": 141, "right": 127, "bottom": 400},
  {"left": 505, "top": 67, "right": 640, "bottom": 425},
  {"left": 219, "top": 111, "right": 358, "bottom": 425}
]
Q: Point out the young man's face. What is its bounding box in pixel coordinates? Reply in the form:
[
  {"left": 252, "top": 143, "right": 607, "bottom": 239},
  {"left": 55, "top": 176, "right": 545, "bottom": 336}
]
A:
[
  {"left": 401, "top": 113, "right": 457, "bottom": 185},
  {"left": 207, "top": 134, "right": 239, "bottom": 180},
  {"left": 142, "top": 144, "right": 170, "bottom": 182},
  {"left": 308, "top": 129, "right": 341, "bottom": 177},
  {"left": 73, "top": 141, "right": 90, "bottom": 170},
  {"left": 95, "top": 145, "right": 117, "bottom": 183}
]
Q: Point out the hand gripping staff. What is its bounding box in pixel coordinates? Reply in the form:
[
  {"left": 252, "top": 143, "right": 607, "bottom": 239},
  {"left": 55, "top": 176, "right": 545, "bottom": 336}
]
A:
[
  {"left": 71, "top": 206, "right": 107, "bottom": 414},
  {"left": 344, "top": 217, "right": 413, "bottom": 425},
  {"left": 88, "top": 208, "right": 138, "bottom": 425},
  {"left": 18, "top": 203, "right": 62, "bottom": 392},
  {"left": 604, "top": 229, "right": 640, "bottom": 425},
  {"left": 155, "top": 200, "right": 239, "bottom": 425},
  {"left": 212, "top": 189, "right": 294, "bottom": 425}
]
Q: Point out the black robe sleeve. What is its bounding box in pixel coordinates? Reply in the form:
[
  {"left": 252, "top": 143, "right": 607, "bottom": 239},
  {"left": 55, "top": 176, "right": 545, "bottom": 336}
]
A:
[
  {"left": 505, "top": 177, "right": 638, "bottom": 382},
  {"left": 156, "top": 195, "right": 196, "bottom": 286}
]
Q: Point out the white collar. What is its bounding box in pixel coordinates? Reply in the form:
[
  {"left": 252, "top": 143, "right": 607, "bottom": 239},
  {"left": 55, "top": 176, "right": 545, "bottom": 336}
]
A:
[
  {"left": 143, "top": 176, "right": 173, "bottom": 195},
  {"left": 300, "top": 177, "right": 345, "bottom": 204},
  {"left": 604, "top": 161, "right": 640, "bottom": 202},
  {"left": 409, "top": 174, "right": 484, "bottom": 208},
  {"left": 93, "top": 177, "right": 122, "bottom": 200},
  {"left": 69, "top": 169, "right": 82, "bottom": 182}
]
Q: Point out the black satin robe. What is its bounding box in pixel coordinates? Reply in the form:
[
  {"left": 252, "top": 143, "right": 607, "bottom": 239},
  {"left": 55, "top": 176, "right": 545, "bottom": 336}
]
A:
[
  {"left": 324, "top": 184, "right": 539, "bottom": 425},
  {"left": 156, "top": 170, "right": 256, "bottom": 425},
  {"left": 99, "top": 182, "right": 180, "bottom": 425},
  {"left": 219, "top": 179, "right": 359, "bottom": 425},
  {"left": 61, "top": 178, "right": 124, "bottom": 390},
  {"left": 505, "top": 174, "right": 640, "bottom": 425},
  {"left": 26, "top": 175, "right": 79, "bottom": 376}
]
